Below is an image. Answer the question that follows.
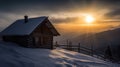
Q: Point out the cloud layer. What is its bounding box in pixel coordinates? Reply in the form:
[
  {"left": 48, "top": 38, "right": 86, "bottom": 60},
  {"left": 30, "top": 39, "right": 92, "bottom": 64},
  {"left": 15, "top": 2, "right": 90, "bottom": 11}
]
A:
[{"left": 0, "top": 0, "right": 120, "bottom": 31}]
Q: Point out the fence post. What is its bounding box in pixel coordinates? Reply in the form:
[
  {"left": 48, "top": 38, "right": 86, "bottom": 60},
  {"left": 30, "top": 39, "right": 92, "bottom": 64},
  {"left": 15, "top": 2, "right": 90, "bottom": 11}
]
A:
[
  {"left": 66, "top": 40, "right": 69, "bottom": 50},
  {"left": 78, "top": 43, "right": 80, "bottom": 53},
  {"left": 66, "top": 40, "right": 69, "bottom": 45},
  {"left": 55, "top": 41, "right": 59, "bottom": 47},
  {"left": 91, "top": 45, "right": 94, "bottom": 56},
  {"left": 68, "top": 41, "right": 72, "bottom": 51}
]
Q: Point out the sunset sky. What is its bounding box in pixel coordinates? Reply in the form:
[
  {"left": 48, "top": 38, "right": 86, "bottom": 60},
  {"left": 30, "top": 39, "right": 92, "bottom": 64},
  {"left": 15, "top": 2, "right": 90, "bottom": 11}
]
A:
[{"left": 0, "top": 0, "right": 120, "bottom": 43}]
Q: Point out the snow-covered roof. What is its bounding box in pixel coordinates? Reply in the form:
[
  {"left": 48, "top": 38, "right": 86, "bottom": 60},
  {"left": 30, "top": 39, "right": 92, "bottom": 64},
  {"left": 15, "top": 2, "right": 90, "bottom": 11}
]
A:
[{"left": 0, "top": 16, "right": 59, "bottom": 36}]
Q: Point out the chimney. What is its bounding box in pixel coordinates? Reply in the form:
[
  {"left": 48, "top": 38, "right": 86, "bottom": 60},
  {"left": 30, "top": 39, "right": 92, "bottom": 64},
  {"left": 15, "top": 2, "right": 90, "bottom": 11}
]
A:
[{"left": 24, "top": 15, "right": 28, "bottom": 23}]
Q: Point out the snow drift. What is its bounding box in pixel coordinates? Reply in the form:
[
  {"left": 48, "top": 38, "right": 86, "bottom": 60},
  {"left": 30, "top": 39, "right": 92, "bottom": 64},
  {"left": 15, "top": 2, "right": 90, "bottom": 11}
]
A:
[{"left": 0, "top": 41, "right": 119, "bottom": 67}]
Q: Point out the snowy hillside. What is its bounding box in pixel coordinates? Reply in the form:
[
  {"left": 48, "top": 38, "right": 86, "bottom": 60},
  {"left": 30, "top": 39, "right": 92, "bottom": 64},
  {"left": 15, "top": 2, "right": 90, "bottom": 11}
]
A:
[{"left": 0, "top": 41, "right": 119, "bottom": 67}]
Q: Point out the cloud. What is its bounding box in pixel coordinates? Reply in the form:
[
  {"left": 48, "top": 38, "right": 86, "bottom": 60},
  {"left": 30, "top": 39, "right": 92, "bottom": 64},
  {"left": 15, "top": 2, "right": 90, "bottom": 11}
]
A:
[
  {"left": 0, "top": 0, "right": 120, "bottom": 29},
  {"left": 105, "top": 9, "right": 120, "bottom": 19},
  {"left": 0, "top": 0, "right": 120, "bottom": 13},
  {"left": 50, "top": 17, "right": 80, "bottom": 24},
  {"left": 0, "top": 0, "right": 82, "bottom": 13}
]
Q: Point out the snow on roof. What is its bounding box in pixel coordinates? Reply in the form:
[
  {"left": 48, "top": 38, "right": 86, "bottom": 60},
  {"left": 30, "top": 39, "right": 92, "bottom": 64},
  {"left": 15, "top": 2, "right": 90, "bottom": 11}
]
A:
[{"left": 0, "top": 16, "right": 50, "bottom": 35}]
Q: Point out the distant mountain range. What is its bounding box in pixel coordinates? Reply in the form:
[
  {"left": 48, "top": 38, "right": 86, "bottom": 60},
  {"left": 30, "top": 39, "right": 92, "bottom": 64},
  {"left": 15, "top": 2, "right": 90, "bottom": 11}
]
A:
[{"left": 74, "top": 28, "right": 120, "bottom": 61}]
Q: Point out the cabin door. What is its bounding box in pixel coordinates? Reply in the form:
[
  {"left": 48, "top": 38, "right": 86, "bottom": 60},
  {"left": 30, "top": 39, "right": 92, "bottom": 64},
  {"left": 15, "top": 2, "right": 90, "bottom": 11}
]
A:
[
  {"left": 42, "top": 36, "right": 53, "bottom": 49},
  {"left": 35, "top": 37, "right": 42, "bottom": 47},
  {"left": 35, "top": 36, "right": 47, "bottom": 48},
  {"left": 34, "top": 36, "right": 53, "bottom": 49}
]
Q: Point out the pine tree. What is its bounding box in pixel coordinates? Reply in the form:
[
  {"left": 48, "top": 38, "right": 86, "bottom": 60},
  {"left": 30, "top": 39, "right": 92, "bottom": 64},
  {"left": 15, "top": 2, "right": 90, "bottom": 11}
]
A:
[{"left": 105, "top": 45, "right": 113, "bottom": 60}]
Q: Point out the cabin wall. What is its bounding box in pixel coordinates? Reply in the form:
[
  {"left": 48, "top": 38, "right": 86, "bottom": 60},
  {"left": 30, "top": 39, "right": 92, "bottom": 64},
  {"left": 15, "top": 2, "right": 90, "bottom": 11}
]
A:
[
  {"left": 0, "top": 36, "right": 2, "bottom": 41},
  {"left": 2, "top": 36, "right": 34, "bottom": 47},
  {"left": 32, "top": 22, "right": 54, "bottom": 49}
]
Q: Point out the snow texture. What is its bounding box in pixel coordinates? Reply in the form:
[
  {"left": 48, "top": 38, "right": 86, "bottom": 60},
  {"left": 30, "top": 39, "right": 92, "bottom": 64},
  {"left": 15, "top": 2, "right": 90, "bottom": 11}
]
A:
[
  {"left": 0, "top": 41, "right": 119, "bottom": 67},
  {"left": 0, "top": 17, "right": 47, "bottom": 35}
]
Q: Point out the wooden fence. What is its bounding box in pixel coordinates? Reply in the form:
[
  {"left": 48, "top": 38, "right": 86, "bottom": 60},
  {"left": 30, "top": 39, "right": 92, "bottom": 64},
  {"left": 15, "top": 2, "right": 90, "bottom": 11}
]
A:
[{"left": 54, "top": 43, "right": 106, "bottom": 60}]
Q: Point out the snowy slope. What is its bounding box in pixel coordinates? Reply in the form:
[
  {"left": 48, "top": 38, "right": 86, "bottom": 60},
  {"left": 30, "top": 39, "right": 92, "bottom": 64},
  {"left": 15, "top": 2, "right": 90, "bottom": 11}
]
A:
[{"left": 0, "top": 41, "right": 119, "bottom": 67}]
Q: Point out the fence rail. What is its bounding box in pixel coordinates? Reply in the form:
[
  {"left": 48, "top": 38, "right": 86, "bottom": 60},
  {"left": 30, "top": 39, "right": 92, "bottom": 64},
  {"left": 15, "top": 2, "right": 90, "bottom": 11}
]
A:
[{"left": 54, "top": 44, "right": 106, "bottom": 60}]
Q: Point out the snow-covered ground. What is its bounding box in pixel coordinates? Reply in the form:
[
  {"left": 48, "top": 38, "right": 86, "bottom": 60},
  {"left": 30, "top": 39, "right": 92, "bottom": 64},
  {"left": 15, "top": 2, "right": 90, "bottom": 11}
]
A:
[{"left": 0, "top": 41, "right": 119, "bottom": 67}]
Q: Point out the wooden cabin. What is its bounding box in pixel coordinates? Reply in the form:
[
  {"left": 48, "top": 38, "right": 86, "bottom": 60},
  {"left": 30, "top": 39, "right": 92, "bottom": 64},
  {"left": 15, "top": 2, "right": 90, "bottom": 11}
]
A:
[{"left": 0, "top": 16, "right": 60, "bottom": 49}]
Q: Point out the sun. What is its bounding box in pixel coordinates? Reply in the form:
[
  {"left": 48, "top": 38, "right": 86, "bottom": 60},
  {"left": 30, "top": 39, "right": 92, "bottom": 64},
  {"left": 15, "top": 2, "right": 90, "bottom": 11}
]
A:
[{"left": 85, "top": 15, "right": 95, "bottom": 24}]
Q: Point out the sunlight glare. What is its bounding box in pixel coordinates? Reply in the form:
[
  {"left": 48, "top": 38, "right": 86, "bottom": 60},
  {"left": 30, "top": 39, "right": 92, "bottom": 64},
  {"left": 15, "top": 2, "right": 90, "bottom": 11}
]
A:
[{"left": 85, "top": 15, "right": 95, "bottom": 24}]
